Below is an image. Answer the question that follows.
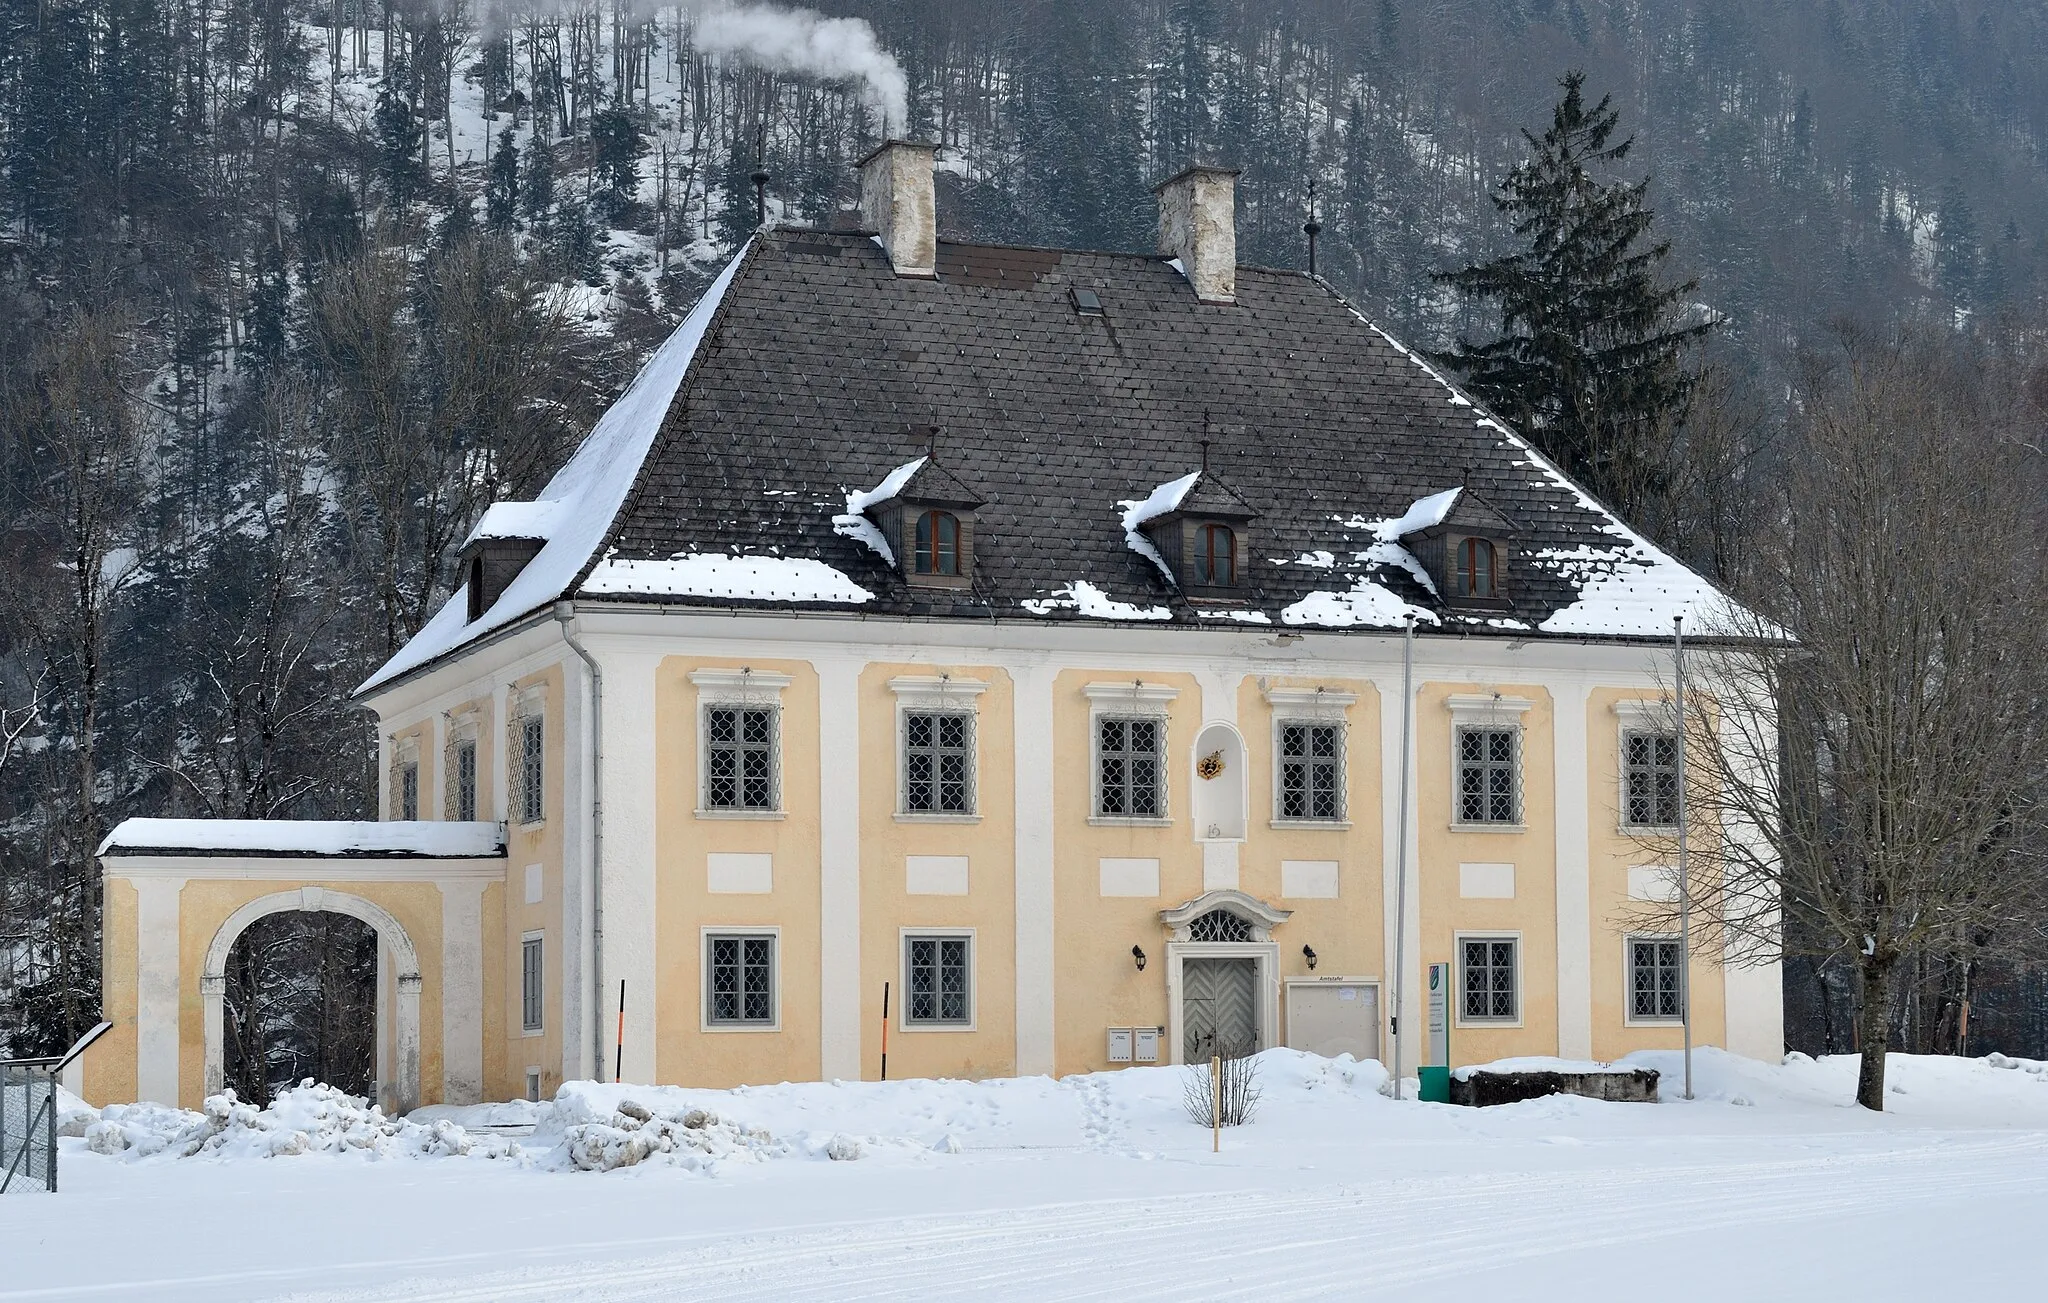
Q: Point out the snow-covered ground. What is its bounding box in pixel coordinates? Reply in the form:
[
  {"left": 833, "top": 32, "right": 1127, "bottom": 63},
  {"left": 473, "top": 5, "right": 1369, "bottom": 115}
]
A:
[{"left": 7, "top": 1049, "right": 2046, "bottom": 1301}]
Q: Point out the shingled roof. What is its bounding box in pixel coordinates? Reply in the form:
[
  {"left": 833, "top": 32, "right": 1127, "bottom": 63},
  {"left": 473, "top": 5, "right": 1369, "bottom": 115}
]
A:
[{"left": 361, "top": 229, "right": 1738, "bottom": 693}]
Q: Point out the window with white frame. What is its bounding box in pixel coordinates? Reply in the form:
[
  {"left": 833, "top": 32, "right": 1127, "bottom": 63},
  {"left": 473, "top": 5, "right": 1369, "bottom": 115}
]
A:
[
  {"left": 1629, "top": 937, "right": 1685, "bottom": 1021},
  {"left": 514, "top": 711, "right": 544, "bottom": 825},
  {"left": 1456, "top": 727, "right": 1520, "bottom": 824},
  {"left": 521, "top": 935, "right": 544, "bottom": 1032},
  {"left": 904, "top": 933, "right": 972, "bottom": 1027},
  {"left": 704, "top": 704, "right": 778, "bottom": 810},
  {"left": 705, "top": 932, "right": 777, "bottom": 1028},
  {"left": 693, "top": 670, "right": 791, "bottom": 814},
  {"left": 903, "top": 711, "right": 973, "bottom": 813},
  {"left": 1096, "top": 716, "right": 1164, "bottom": 818},
  {"left": 1623, "top": 730, "right": 1680, "bottom": 828},
  {"left": 1277, "top": 722, "right": 1344, "bottom": 820},
  {"left": 1460, "top": 936, "right": 1518, "bottom": 1021},
  {"left": 450, "top": 734, "right": 479, "bottom": 822}
]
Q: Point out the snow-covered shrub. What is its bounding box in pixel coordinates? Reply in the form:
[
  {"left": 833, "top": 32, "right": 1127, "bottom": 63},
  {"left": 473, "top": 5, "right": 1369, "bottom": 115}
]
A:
[{"left": 1182, "top": 1047, "right": 1262, "bottom": 1127}]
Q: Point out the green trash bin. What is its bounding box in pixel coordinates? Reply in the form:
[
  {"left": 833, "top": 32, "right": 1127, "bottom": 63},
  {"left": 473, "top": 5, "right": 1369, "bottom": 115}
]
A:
[{"left": 1418, "top": 1064, "right": 1451, "bottom": 1103}]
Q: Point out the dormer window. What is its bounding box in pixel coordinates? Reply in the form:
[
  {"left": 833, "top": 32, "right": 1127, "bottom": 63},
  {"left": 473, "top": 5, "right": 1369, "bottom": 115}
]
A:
[
  {"left": 465, "top": 557, "right": 485, "bottom": 621},
  {"left": 1388, "top": 487, "right": 1519, "bottom": 610},
  {"left": 914, "top": 510, "right": 961, "bottom": 577},
  {"left": 1456, "top": 537, "right": 1497, "bottom": 599},
  {"left": 1195, "top": 523, "right": 1238, "bottom": 586}
]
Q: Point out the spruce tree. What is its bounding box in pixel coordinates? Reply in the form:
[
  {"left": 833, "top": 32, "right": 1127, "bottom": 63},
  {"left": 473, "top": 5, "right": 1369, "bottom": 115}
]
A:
[
  {"left": 486, "top": 128, "right": 520, "bottom": 232},
  {"left": 1433, "top": 71, "right": 1711, "bottom": 524}
]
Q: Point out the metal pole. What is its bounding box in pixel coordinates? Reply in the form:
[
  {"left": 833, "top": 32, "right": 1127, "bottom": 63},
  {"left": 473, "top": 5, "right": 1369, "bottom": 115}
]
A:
[
  {"left": 1390, "top": 617, "right": 1416, "bottom": 1098},
  {"left": 614, "top": 980, "right": 626, "bottom": 1084},
  {"left": 1675, "top": 615, "right": 1694, "bottom": 1101}
]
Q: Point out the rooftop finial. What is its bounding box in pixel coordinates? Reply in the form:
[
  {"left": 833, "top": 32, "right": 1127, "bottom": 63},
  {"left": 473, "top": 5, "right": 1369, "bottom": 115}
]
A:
[
  {"left": 1200, "top": 437, "right": 1211, "bottom": 473},
  {"left": 1304, "top": 178, "right": 1323, "bottom": 277}
]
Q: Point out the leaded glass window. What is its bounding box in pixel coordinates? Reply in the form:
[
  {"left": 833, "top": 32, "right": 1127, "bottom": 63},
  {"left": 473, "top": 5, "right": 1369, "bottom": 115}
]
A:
[
  {"left": 454, "top": 738, "right": 478, "bottom": 821},
  {"left": 903, "top": 711, "right": 973, "bottom": 813},
  {"left": 1187, "top": 909, "right": 1254, "bottom": 943},
  {"left": 1097, "top": 716, "right": 1163, "bottom": 818},
  {"left": 1461, "top": 937, "right": 1518, "bottom": 1021},
  {"left": 1278, "top": 722, "right": 1343, "bottom": 820},
  {"left": 706, "top": 934, "right": 776, "bottom": 1026},
  {"left": 704, "top": 705, "right": 778, "bottom": 810},
  {"left": 516, "top": 714, "right": 544, "bottom": 824},
  {"left": 905, "top": 935, "right": 971, "bottom": 1026},
  {"left": 398, "top": 762, "right": 419, "bottom": 821},
  {"left": 1630, "top": 937, "right": 1684, "bottom": 1021},
  {"left": 1457, "top": 727, "right": 1519, "bottom": 824},
  {"left": 1624, "top": 730, "right": 1680, "bottom": 828},
  {"left": 521, "top": 936, "right": 543, "bottom": 1032}
]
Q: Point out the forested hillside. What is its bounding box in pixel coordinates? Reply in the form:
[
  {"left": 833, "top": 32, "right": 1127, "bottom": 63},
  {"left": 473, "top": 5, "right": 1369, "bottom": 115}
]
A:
[{"left": 4, "top": 0, "right": 2046, "bottom": 1066}]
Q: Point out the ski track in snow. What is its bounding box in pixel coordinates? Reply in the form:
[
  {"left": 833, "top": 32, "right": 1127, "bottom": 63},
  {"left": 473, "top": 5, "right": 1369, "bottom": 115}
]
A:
[{"left": 269, "top": 1134, "right": 2044, "bottom": 1302}]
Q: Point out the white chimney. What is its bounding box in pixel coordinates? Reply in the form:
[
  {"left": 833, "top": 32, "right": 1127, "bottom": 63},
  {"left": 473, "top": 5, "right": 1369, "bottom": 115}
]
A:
[
  {"left": 858, "top": 139, "right": 938, "bottom": 278},
  {"left": 1154, "top": 164, "right": 1240, "bottom": 305}
]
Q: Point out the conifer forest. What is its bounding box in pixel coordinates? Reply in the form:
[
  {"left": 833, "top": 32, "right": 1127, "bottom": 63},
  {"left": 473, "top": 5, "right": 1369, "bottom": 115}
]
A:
[{"left": 3, "top": 0, "right": 2047, "bottom": 1087}]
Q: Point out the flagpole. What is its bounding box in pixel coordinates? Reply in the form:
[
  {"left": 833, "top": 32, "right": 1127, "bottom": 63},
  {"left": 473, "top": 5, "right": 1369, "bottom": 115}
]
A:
[
  {"left": 1390, "top": 616, "right": 1415, "bottom": 1098},
  {"left": 1675, "top": 614, "right": 1693, "bottom": 1101}
]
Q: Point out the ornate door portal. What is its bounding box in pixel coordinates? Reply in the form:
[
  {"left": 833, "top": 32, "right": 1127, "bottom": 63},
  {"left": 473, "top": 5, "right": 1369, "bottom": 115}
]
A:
[{"left": 1182, "top": 957, "right": 1258, "bottom": 1061}]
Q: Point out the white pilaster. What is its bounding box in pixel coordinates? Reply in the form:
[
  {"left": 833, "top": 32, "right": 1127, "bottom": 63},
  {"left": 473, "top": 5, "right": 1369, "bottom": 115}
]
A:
[
  {"left": 428, "top": 710, "right": 447, "bottom": 819},
  {"left": 1553, "top": 680, "right": 1594, "bottom": 1059},
  {"left": 560, "top": 646, "right": 594, "bottom": 1083},
  {"left": 1012, "top": 662, "right": 1058, "bottom": 1076},
  {"left": 439, "top": 879, "right": 486, "bottom": 1104},
  {"left": 490, "top": 682, "right": 511, "bottom": 822},
  {"left": 1374, "top": 668, "right": 1423, "bottom": 1079},
  {"left": 598, "top": 649, "right": 661, "bottom": 1084},
  {"left": 133, "top": 877, "right": 183, "bottom": 1107},
  {"left": 1718, "top": 694, "right": 1787, "bottom": 1060},
  {"left": 816, "top": 656, "right": 864, "bottom": 1080}
]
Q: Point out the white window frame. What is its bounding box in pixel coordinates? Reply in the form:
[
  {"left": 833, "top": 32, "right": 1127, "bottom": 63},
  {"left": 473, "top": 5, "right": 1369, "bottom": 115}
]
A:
[
  {"left": 700, "top": 926, "right": 782, "bottom": 1032},
  {"left": 692, "top": 669, "right": 792, "bottom": 819},
  {"left": 899, "top": 927, "right": 976, "bottom": 1032},
  {"left": 1085, "top": 681, "right": 1178, "bottom": 826},
  {"left": 391, "top": 735, "right": 420, "bottom": 821},
  {"left": 512, "top": 687, "right": 546, "bottom": 826},
  {"left": 1447, "top": 694, "right": 1532, "bottom": 831},
  {"left": 1266, "top": 686, "right": 1355, "bottom": 828},
  {"left": 890, "top": 676, "right": 987, "bottom": 822},
  {"left": 520, "top": 931, "right": 545, "bottom": 1035},
  {"left": 445, "top": 716, "right": 481, "bottom": 823},
  {"left": 1454, "top": 931, "right": 1523, "bottom": 1028},
  {"left": 1613, "top": 699, "right": 1681, "bottom": 832},
  {"left": 1624, "top": 933, "right": 1687, "bottom": 1026}
]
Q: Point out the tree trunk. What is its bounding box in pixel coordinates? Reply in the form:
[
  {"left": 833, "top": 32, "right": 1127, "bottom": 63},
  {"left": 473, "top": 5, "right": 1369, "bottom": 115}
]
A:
[{"left": 1855, "top": 958, "right": 1892, "bottom": 1111}]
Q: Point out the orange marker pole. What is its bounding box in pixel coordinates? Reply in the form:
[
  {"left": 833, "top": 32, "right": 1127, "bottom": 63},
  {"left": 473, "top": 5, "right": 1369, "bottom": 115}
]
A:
[
  {"left": 614, "top": 980, "right": 626, "bottom": 1083},
  {"left": 880, "top": 981, "right": 890, "bottom": 1082}
]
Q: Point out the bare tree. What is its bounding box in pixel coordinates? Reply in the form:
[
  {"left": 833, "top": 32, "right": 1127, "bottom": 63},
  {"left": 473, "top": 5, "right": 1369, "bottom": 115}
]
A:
[{"left": 1662, "top": 325, "right": 2048, "bottom": 1111}]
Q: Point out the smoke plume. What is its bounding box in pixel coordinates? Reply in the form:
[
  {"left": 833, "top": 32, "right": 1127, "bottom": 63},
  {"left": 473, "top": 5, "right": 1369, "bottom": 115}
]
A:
[{"left": 690, "top": 3, "right": 909, "bottom": 132}]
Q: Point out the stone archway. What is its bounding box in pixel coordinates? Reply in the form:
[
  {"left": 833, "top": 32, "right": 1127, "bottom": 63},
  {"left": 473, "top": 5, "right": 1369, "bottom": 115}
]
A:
[{"left": 202, "top": 887, "right": 422, "bottom": 1113}]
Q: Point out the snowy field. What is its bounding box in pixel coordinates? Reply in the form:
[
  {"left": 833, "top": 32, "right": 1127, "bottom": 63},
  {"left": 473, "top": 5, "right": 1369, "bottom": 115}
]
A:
[{"left": 7, "top": 1049, "right": 2047, "bottom": 1302}]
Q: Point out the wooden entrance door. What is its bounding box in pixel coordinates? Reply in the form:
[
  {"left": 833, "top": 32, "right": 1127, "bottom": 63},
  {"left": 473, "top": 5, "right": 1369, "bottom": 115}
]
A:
[{"left": 1183, "top": 957, "right": 1258, "bottom": 1060}]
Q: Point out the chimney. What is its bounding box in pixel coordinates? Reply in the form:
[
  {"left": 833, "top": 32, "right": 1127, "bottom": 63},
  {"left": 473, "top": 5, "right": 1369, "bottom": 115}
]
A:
[
  {"left": 1154, "top": 164, "right": 1240, "bottom": 304},
  {"left": 857, "top": 139, "right": 938, "bottom": 278}
]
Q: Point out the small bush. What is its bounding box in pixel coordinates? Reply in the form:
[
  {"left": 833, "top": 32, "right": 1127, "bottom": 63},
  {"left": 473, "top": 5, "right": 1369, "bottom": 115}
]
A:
[{"left": 1181, "top": 1043, "right": 1262, "bottom": 1127}]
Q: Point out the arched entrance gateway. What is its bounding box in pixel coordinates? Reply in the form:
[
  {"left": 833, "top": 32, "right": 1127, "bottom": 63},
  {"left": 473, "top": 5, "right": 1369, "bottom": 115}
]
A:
[
  {"left": 202, "top": 888, "right": 422, "bottom": 1113},
  {"left": 1160, "top": 890, "right": 1291, "bottom": 1065}
]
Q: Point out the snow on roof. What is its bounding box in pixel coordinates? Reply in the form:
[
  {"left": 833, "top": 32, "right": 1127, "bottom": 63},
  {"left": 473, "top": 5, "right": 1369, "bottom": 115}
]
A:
[
  {"left": 358, "top": 241, "right": 754, "bottom": 695},
  {"left": 1118, "top": 470, "right": 1200, "bottom": 582},
  {"left": 832, "top": 455, "right": 926, "bottom": 564},
  {"left": 1384, "top": 487, "right": 1462, "bottom": 537},
  {"left": 463, "top": 500, "right": 564, "bottom": 548},
  {"left": 1281, "top": 576, "right": 1439, "bottom": 629},
  {"left": 1021, "top": 580, "right": 1171, "bottom": 621},
  {"left": 97, "top": 819, "right": 505, "bottom": 859},
  {"left": 581, "top": 553, "right": 874, "bottom": 604}
]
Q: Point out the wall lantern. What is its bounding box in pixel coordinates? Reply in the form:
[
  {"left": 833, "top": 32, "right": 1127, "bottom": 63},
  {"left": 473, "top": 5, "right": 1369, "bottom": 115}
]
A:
[
  {"left": 1302, "top": 944, "right": 1318, "bottom": 971},
  {"left": 1131, "top": 945, "right": 1147, "bottom": 972}
]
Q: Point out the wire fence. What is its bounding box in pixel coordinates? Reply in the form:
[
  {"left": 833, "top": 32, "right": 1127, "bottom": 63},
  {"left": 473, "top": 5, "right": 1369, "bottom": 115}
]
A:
[{"left": 1, "top": 1059, "right": 59, "bottom": 1194}]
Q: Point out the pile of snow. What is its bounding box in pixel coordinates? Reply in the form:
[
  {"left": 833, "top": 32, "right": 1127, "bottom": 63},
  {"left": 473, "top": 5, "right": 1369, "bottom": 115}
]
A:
[
  {"left": 97, "top": 818, "right": 502, "bottom": 858},
  {"left": 1117, "top": 471, "right": 1200, "bottom": 582},
  {"left": 1451, "top": 1056, "right": 1641, "bottom": 1081},
  {"left": 83, "top": 1083, "right": 514, "bottom": 1162},
  {"left": 582, "top": 552, "right": 873, "bottom": 604},
  {"left": 1021, "top": 579, "right": 1172, "bottom": 621},
  {"left": 833, "top": 456, "right": 926, "bottom": 564}
]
